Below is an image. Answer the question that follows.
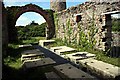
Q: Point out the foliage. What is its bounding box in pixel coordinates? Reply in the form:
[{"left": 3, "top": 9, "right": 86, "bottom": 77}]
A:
[
  {"left": 3, "top": 42, "right": 49, "bottom": 80},
  {"left": 88, "top": 49, "right": 120, "bottom": 67},
  {"left": 112, "top": 18, "right": 120, "bottom": 32},
  {"left": 6, "top": 7, "right": 19, "bottom": 42},
  {"left": 22, "top": 37, "right": 46, "bottom": 44},
  {"left": 62, "top": 22, "right": 71, "bottom": 45},
  {"left": 54, "top": 13, "right": 59, "bottom": 37},
  {"left": 62, "top": 16, "right": 97, "bottom": 51},
  {"left": 17, "top": 22, "right": 46, "bottom": 40},
  {"left": 46, "top": 38, "right": 120, "bottom": 67},
  {"left": 30, "top": 21, "right": 39, "bottom": 25},
  {"left": 4, "top": 43, "right": 35, "bottom": 69},
  {"left": 45, "top": 9, "right": 54, "bottom": 18},
  {"left": 4, "top": 57, "right": 22, "bottom": 69}
]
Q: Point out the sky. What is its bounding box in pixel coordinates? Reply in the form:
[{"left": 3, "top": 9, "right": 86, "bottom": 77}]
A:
[{"left": 3, "top": 0, "right": 88, "bottom": 26}]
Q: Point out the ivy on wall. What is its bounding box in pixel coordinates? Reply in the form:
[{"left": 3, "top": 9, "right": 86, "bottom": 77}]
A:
[
  {"left": 54, "top": 13, "right": 59, "bottom": 37},
  {"left": 54, "top": 7, "right": 98, "bottom": 51}
]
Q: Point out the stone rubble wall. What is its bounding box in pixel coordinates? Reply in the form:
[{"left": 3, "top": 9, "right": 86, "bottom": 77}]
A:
[
  {"left": 54, "top": 2, "right": 120, "bottom": 51},
  {"left": 50, "top": 0, "right": 66, "bottom": 12},
  {"left": 2, "top": 2, "right": 8, "bottom": 55},
  {"left": 88, "top": 0, "right": 120, "bottom": 3},
  {"left": 111, "top": 32, "right": 120, "bottom": 57},
  {"left": 112, "top": 32, "right": 120, "bottom": 47}
]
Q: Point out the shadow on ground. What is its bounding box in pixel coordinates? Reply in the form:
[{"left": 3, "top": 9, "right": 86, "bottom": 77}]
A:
[{"left": 2, "top": 64, "right": 47, "bottom": 80}]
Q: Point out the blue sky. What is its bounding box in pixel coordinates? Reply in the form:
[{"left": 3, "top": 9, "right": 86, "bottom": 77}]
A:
[{"left": 3, "top": 0, "right": 87, "bottom": 26}]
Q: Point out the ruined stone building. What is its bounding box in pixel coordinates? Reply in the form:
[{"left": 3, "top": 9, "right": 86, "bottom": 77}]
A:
[{"left": 2, "top": 0, "right": 120, "bottom": 56}]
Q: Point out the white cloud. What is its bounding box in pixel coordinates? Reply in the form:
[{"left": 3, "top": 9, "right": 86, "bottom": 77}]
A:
[
  {"left": 112, "top": 14, "right": 120, "bottom": 18},
  {"left": 4, "top": 1, "right": 27, "bottom": 7},
  {"left": 34, "top": 13, "right": 41, "bottom": 16},
  {"left": 15, "top": 16, "right": 31, "bottom": 26},
  {"left": 15, "top": 12, "right": 46, "bottom": 26},
  {"left": 36, "top": 17, "right": 46, "bottom": 25}
]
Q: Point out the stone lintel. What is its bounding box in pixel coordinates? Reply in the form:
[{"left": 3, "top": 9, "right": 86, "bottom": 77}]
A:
[{"left": 101, "top": 11, "right": 120, "bottom": 15}]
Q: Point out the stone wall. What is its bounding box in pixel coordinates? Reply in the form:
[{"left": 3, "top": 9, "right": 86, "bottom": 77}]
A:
[
  {"left": 112, "top": 32, "right": 120, "bottom": 47},
  {"left": 2, "top": 2, "right": 8, "bottom": 55},
  {"left": 54, "top": 2, "right": 120, "bottom": 51},
  {"left": 111, "top": 32, "right": 120, "bottom": 57},
  {"left": 50, "top": 0, "right": 66, "bottom": 12},
  {"left": 88, "top": 0, "right": 120, "bottom": 3},
  {"left": 6, "top": 4, "right": 55, "bottom": 42},
  {"left": 6, "top": 6, "right": 18, "bottom": 42}
]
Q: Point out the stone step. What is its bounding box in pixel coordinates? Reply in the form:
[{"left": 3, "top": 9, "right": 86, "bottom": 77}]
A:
[
  {"left": 78, "top": 58, "right": 120, "bottom": 78},
  {"left": 54, "top": 63, "right": 96, "bottom": 79},
  {"left": 19, "top": 44, "right": 32, "bottom": 48},
  {"left": 21, "top": 49, "right": 41, "bottom": 55},
  {"left": 55, "top": 47, "right": 76, "bottom": 55},
  {"left": 22, "top": 58, "right": 56, "bottom": 69},
  {"left": 21, "top": 51, "right": 44, "bottom": 62},
  {"left": 39, "top": 40, "right": 55, "bottom": 47},
  {"left": 50, "top": 46, "right": 67, "bottom": 52},
  {"left": 22, "top": 51, "right": 44, "bottom": 57},
  {"left": 45, "top": 72, "right": 61, "bottom": 80},
  {"left": 65, "top": 52, "right": 96, "bottom": 64}
]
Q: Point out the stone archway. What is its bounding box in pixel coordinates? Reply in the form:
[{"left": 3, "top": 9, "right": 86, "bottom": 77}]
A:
[{"left": 7, "top": 3, "right": 55, "bottom": 42}]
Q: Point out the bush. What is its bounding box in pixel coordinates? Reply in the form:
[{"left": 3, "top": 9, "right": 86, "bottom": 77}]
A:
[
  {"left": 112, "top": 18, "right": 120, "bottom": 32},
  {"left": 17, "top": 22, "right": 46, "bottom": 40}
]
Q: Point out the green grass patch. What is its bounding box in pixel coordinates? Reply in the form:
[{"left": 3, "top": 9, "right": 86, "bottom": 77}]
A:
[
  {"left": 3, "top": 37, "right": 55, "bottom": 79},
  {"left": 78, "top": 48, "right": 120, "bottom": 67},
  {"left": 4, "top": 57, "right": 22, "bottom": 69},
  {"left": 45, "top": 38, "right": 65, "bottom": 49},
  {"left": 22, "top": 37, "right": 46, "bottom": 44},
  {"left": 46, "top": 38, "right": 120, "bottom": 67},
  {"left": 4, "top": 43, "right": 35, "bottom": 69}
]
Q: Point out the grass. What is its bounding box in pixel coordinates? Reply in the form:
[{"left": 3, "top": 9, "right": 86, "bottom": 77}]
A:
[
  {"left": 3, "top": 37, "right": 57, "bottom": 80},
  {"left": 4, "top": 57, "right": 22, "bottom": 69},
  {"left": 45, "top": 38, "right": 65, "bottom": 49},
  {"left": 46, "top": 38, "right": 120, "bottom": 67},
  {"left": 4, "top": 43, "right": 35, "bottom": 69},
  {"left": 22, "top": 37, "right": 46, "bottom": 44},
  {"left": 3, "top": 36, "right": 120, "bottom": 79},
  {"left": 87, "top": 49, "right": 120, "bottom": 67},
  {"left": 4, "top": 37, "right": 46, "bottom": 69}
]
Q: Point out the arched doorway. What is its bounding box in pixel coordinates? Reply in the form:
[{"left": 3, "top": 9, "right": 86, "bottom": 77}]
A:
[
  {"left": 7, "top": 3, "right": 55, "bottom": 42},
  {"left": 15, "top": 12, "right": 46, "bottom": 41}
]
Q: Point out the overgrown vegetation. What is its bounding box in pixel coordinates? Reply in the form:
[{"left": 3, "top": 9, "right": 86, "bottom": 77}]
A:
[
  {"left": 112, "top": 18, "right": 120, "bottom": 32},
  {"left": 17, "top": 21, "right": 46, "bottom": 40},
  {"left": 52, "top": 11, "right": 120, "bottom": 67},
  {"left": 3, "top": 7, "right": 120, "bottom": 80},
  {"left": 22, "top": 37, "right": 45, "bottom": 44},
  {"left": 3, "top": 37, "right": 48, "bottom": 80},
  {"left": 62, "top": 10, "right": 97, "bottom": 51},
  {"left": 46, "top": 38, "right": 120, "bottom": 67},
  {"left": 4, "top": 43, "right": 35, "bottom": 69},
  {"left": 45, "top": 9, "right": 54, "bottom": 18},
  {"left": 54, "top": 13, "right": 59, "bottom": 37},
  {"left": 4, "top": 20, "right": 47, "bottom": 70}
]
